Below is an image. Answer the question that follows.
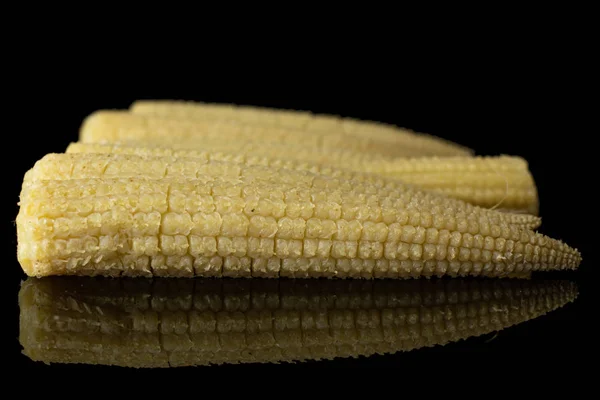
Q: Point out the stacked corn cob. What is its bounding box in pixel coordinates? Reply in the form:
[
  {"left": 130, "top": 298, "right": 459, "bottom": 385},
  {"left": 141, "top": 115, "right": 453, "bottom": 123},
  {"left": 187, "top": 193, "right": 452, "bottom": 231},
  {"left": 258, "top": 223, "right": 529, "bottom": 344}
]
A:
[
  {"left": 78, "top": 111, "right": 538, "bottom": 213},
  {"left": 15, "top": 100, "right": 581, "bottom": 278},
  {"left": 19, "top": 277, "right": 577, "bottom": 367}
]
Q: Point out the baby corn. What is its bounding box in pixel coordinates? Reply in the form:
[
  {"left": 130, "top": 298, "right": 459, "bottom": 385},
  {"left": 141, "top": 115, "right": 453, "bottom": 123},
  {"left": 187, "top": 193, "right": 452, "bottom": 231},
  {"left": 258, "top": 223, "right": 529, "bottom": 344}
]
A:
[
  {"left": 81, "top": 110, "right": 468, "bottom": 159},
  {"left": 130, "top": 100, "right": 473, "bottom": 157},
  {"left": 67, "top": 142, "right": 539, "bottom": 214},
  {"left": 26, "top": 152, "right": 540, "bottom": 230},
  {"left": 19, "top": 277, "right": 577, "bottom": 367},
  {"left": 17, "top": 153, "right": 580, "bottom": 278}
]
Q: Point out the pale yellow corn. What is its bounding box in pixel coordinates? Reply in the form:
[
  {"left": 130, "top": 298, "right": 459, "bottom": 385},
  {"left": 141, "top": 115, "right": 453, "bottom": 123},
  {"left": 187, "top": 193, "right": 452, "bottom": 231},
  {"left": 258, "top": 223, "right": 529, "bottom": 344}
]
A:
[
  {"left": 74, "top": 138, "right": 390, "bottom": 171},
  {"left": 80, "top": 111, "right": 467, "bottom": 159},
  {"left": 19, "top": 277, "right": 577, "bottom": 367},
  {"left": 67, "top": 142, "right": 539, "bottom": 215},
  {"left": 17, "top": 153, "right": 580, "bottom": 278},
  {"left": 26, "top": 152, "right": 540, "bottom": 230},
  {"left": 366, "top": 156, "right": 538, "bottom": 214},
  {"left": 130, "top": 100, "right": 473, "bottom": 157}
]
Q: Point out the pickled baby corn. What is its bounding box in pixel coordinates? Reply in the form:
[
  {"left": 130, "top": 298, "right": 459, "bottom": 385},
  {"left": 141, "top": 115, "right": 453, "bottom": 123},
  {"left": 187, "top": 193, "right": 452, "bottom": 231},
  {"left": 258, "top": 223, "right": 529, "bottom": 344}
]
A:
[
  {"left": 67, "top": 142, "right": 539, "bottom": 214},
  {"left": 80, "top": 110, "right": 467, "bottom": 159},
  {"left": 17, "top": 153, "right": 580, "bottom": 278},
  {"left": 19, "top": 277, "right": 577, "bottom": 367},
  {"left": 130, "top": 100, "right": 473, "bottom": 157}
]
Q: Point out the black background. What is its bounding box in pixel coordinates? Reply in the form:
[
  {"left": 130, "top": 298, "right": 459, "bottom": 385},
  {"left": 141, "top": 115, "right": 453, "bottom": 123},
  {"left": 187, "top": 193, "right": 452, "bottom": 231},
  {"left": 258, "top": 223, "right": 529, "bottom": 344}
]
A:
[{"left": 4, "top": 44, "right": 594, "bottom": 383}]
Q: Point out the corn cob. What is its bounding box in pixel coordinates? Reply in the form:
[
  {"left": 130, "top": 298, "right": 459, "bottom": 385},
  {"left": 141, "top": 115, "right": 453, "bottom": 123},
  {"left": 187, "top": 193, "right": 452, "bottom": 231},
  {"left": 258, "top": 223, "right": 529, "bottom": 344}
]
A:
[
  {"left": 130, "top": 100, "right": 473, "bottom": 157},
  {"left": 17, "top": 153, "right": 580, "bottom": 278},
  {"left": 67, "top": 142, "right": 539, "bottom": 215},
  {"left": 19, "top": 277, "right": 577, "bottom": 367},
  {"left": 25, "top": 152, "right": 541, "bottom": 231},
  {"left": 73, "top": 139, "right": 391, "bottom": 172},
  {"left": 80, "top": 111, "right": 466, "bottom": 159}
]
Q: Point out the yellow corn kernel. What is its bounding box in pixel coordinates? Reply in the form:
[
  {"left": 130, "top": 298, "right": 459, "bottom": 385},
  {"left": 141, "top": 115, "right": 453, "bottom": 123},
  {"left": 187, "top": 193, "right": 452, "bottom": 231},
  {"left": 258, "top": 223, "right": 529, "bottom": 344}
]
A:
[
  {"left": 130, "top": 100, "right": 473, "bottom": 157},
  {"left": 17, "top": 153, "right": 580, "bottom": 278},
  {"left": 19, "top": 277, "right": 577, "bottom": 367}
]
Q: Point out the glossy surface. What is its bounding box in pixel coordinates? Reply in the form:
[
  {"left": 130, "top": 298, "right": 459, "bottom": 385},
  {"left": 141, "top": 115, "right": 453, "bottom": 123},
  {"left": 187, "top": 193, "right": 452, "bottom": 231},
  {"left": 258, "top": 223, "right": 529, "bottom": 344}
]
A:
[{"left": 19, "top": 277, "right": 577, "bottom": 368}]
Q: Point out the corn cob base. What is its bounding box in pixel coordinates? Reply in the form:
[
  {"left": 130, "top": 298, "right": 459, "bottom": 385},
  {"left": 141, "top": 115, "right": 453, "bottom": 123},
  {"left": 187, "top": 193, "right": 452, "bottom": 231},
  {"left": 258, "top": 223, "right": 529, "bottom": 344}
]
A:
[{"left": 19, "top": 277, "right": 578, "bottom": 367}]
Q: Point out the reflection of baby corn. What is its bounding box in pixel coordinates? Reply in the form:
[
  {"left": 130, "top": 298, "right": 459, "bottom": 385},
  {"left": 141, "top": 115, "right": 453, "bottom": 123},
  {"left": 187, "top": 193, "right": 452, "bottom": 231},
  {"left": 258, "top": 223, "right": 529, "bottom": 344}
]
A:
[{"left": 20, "top": 278, "right": 577, "bottom": 367}]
